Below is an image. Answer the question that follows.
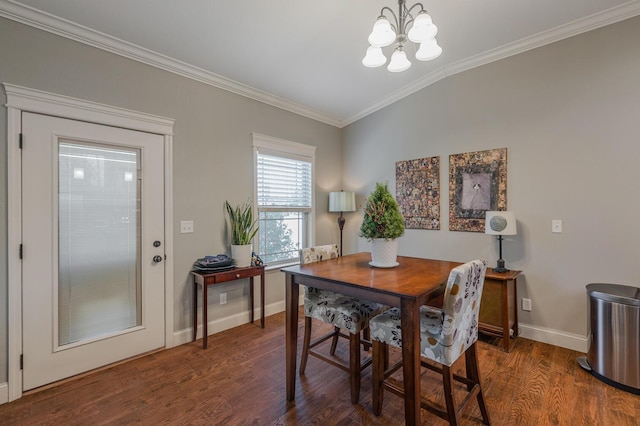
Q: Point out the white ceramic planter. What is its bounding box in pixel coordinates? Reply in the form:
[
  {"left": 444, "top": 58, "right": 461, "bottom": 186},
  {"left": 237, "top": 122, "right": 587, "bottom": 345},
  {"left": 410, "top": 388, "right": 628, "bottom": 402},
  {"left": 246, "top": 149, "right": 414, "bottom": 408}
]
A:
[
  {"left": 231, "top": 244, "right": 252, "bottom": 267},
  {"left": 370, "top": 238, "right": 399, "bottom": 268}
]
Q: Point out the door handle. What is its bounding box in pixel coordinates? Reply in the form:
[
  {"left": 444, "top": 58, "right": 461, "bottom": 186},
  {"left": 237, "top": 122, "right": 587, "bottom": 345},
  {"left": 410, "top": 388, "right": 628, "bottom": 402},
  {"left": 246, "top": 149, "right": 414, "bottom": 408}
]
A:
[{"left": 153, "top": 255, "right": 163, "bottom": 263}]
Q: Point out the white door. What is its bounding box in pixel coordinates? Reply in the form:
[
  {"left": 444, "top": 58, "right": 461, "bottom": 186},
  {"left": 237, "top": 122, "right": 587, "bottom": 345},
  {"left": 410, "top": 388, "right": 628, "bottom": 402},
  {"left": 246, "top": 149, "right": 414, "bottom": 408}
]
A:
[{"left": 21, "top": 112, "right": 165, "bottom": 390}]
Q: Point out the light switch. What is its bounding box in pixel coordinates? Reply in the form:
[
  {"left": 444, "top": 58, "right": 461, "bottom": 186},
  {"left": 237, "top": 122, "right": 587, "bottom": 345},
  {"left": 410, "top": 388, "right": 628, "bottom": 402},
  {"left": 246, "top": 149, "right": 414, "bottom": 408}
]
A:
[
  {"left": 180, "top": 220, "right": 194, "bottom": 233},
  {"left": 552, "top": 220, "right": 562, "bottom": 233}
]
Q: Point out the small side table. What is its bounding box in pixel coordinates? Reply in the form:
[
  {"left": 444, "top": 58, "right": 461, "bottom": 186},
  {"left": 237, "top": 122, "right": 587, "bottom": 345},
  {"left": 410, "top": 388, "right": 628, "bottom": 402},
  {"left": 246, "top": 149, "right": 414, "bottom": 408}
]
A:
[
  {"left": 191, "top": 265, "right": 265, "bottom": 349},
  {"left": 479, "top": 269, "right": 522, "bottom": 352}
]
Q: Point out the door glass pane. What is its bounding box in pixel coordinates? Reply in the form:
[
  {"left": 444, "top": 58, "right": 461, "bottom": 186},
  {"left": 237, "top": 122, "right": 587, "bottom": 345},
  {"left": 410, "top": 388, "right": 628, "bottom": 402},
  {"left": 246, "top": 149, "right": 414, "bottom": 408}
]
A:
[{"left": 58, "top": 140, "right": 141, "bottom": 346}]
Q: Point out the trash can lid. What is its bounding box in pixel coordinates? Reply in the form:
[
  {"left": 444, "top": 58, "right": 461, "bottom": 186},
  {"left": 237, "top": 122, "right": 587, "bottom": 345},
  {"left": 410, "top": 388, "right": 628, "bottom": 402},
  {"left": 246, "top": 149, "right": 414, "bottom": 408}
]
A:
[{"left": 587, "top": 283, "right": 640, "bottom": 306}]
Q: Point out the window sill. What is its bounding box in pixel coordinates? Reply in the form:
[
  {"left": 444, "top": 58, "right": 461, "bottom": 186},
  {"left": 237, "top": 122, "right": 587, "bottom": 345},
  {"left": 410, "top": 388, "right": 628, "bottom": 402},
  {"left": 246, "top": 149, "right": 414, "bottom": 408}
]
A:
[{"left": 265, "top": 260, "right": 299, "bottom": 272}]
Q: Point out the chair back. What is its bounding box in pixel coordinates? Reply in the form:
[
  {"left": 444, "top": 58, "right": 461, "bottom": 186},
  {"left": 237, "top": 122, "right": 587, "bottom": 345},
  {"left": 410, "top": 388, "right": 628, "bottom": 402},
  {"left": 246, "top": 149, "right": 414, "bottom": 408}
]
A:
[
  {"left": 299, "top": 244, "right": 339, "bottom": 265},
  {"left": 439, "top": 259, "right": 487, "bottom": 354}
]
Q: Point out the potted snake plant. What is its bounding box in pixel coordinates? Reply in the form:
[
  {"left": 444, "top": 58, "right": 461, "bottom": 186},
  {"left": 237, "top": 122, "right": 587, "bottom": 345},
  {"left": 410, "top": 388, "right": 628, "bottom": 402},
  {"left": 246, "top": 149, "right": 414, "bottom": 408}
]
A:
[{"left": 225, "top": 200, "right": 259, "bottom": 267}]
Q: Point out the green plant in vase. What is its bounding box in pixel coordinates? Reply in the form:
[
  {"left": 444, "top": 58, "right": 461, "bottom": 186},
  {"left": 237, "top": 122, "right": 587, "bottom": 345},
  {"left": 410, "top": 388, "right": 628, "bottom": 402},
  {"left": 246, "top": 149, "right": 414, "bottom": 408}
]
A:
[
  {"left": 359, "top": 182, "right": 405, "bottom": 267},
  {"left": 359, "top": 182, "right": 405, "bottom": 240}
]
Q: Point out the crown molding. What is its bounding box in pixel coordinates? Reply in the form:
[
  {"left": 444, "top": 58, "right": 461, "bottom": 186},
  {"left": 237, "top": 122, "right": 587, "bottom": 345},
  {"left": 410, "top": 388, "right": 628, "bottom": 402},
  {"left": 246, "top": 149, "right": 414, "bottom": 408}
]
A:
[
  {"left": 2, "top": 0, "right": 640, "bottom": 129},
  {"left": 0, "top": 0, "right": 342, "bottom": 128}
]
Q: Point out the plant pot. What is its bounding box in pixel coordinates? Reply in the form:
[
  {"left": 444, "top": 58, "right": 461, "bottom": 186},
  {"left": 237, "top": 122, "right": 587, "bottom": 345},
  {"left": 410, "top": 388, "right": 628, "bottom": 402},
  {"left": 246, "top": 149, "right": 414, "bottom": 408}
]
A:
[
  {"left": 370, "top": 238, "right": 399, "bottom": 268},
  {"left": 231, "top": 244, "right": 252, "bottom": 268}
]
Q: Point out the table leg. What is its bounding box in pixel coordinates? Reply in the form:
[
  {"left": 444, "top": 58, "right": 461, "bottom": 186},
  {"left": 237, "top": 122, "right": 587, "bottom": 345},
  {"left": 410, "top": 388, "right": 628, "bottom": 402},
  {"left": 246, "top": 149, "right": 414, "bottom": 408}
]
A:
[
  {"left": 249, "top": 276, "right": 255, "bottom": 325},
  {"left": 502, "top": 283, "right": 510, "bottom": 352},
  {"left": 400, "top": 298, "right": 422, "bottom": 426},
  {"left": 260, "top": 269, "right": 265, "bottom": 328},
  {"left": 285, "top": 274, "right": 299, "bottom": 401},
  {"left": 513, "top": 278, "right": 519, "bottom": 337},
  {"left": 203, "top": 283, "right": 208, "bottom": 349},
  {"left": 193, "top": 281, "right": 198, "bottom": 343}
]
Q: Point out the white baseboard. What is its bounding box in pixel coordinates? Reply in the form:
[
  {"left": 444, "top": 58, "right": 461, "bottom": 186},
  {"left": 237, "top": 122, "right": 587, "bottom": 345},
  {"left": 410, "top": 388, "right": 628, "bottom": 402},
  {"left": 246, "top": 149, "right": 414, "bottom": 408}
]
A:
[
  {"left": 171, "top": 300, "right": 286, "bottom": 347},
  {"left": 171, "top": 304, "right": 589, "bottom": 353},
  {"left": 0, "top": 382, "right": 8, "bottom": 405},
  {"left": 519, "top": 323, "right": 588, "bottom": 353}
]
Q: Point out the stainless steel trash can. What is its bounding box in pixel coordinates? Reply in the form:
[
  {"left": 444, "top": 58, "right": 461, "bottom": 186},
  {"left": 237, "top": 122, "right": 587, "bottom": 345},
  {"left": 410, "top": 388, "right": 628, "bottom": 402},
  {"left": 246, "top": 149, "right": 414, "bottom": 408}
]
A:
[{"left": 578, "top": 283, "right": 640, "bottom": 394}]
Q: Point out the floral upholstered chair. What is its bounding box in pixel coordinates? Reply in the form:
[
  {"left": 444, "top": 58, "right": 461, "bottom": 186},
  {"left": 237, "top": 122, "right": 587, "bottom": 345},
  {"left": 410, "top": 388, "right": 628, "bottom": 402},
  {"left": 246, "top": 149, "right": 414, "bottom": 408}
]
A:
[
  {"left": 299, "top": 244, "right": 386, "bottom": 404},
  {"left": 369, "top": 259, "right": 490, "bottom": 425}
]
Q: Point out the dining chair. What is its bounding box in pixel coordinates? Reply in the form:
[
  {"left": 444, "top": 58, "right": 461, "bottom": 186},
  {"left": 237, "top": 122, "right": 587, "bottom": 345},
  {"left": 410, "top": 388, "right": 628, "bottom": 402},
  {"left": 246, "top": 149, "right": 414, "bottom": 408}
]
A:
[
  {"left": 299, "top": 244, "right": 387, "bottom": 404},
  {"left": 369, "top": 259, "right": 490, "bottom": 425}
]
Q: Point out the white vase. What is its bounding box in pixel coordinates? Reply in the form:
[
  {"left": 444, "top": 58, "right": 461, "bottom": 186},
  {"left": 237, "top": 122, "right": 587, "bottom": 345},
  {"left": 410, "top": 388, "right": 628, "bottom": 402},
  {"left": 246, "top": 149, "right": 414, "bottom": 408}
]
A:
[
  {"left": 231, "top": 244, "right": 252, "bottom": 268},
  {"left": 370, "top": 238, "right": 399, "bottom": 268}
]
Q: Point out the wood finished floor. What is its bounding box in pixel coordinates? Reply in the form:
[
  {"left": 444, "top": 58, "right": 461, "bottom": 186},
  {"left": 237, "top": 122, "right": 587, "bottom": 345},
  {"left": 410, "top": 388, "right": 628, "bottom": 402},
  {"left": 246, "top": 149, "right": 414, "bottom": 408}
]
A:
[{"left": 1, "top": 309, "right": 638, "bottom": 425}]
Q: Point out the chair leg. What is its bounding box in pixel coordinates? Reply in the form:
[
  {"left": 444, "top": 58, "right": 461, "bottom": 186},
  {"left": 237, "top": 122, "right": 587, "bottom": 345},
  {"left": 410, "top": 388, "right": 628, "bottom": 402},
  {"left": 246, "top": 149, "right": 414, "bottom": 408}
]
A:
[
  {"left": 465, "top": 343, "right": 491, "bottom": 425},
  {"left": 443, "top": 365, "right": 461, "bottom": 426},
  {"left": 299, "top": 316, "right": 313, "bottom": 375},
  {"left": 362, "top": 328, "right": 371, "bottom": 351},
  {"left": 349, "top": 332, "right": 361, "bottom": 404},
  {"left": 384, "top": 343, "right": 389, "bottom": 371},
  {"left": 372, "top": 340, "right": 385, "bottom": 415},
  {"left": 329, "top": 326, "right": 340, "bottom": 355}
]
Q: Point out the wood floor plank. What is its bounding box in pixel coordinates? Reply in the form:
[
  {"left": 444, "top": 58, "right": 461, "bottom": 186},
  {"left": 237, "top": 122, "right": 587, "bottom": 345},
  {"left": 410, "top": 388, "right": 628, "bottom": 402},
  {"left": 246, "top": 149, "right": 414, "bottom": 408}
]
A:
[{"left": 1, "top": 310, "right": 638, "bottom": 425}]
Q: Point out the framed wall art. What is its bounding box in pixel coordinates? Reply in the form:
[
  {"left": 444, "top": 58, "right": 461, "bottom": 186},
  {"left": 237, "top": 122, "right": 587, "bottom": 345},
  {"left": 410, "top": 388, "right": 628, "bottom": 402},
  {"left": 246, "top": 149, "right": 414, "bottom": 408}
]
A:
[
  {"left": 396, "top": 156, "right": 440, "bottom": 230},
  {"left": 449, "top": 148, "right": 507, "bottom": 232}
]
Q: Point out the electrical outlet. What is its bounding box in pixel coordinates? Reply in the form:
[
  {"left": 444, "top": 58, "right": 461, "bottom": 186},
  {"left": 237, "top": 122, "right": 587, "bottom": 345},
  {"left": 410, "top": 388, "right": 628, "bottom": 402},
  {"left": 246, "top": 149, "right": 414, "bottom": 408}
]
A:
[
  {"left": 522, "top": 298, "right": 532, "bottom": 311},
  {"left": 552, "top": 219, "right": 562, "bottom": 233},
  {"left": 180, "top": 220, "right": 194, "bottom": 233},
  {"left": 220, "top": 293, "right": 227, "bottom": 305}
]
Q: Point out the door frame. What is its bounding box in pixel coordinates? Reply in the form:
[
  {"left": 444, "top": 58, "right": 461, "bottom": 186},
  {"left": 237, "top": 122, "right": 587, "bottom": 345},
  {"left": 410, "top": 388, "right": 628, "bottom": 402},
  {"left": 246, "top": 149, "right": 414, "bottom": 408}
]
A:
[{"left": 4, "top": 83, "right": 175, "bottom": 402}]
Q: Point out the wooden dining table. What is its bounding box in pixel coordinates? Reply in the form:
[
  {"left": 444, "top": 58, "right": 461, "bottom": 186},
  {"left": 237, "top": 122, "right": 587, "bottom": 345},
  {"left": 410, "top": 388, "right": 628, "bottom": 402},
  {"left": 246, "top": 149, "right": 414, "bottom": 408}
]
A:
[{"left": 282, "top": 252, "right": 462, "bottom": 426}]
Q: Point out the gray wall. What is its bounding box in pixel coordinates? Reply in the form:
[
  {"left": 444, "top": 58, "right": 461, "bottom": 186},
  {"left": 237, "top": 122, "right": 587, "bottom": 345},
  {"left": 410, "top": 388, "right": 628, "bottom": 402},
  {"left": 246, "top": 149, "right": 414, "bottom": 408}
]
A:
[
  {"left": 0, "top": 17, "right": 343, "bottom": 384},
  {"left": 342, "top": 15, "right": 640, "bottom": 347}
]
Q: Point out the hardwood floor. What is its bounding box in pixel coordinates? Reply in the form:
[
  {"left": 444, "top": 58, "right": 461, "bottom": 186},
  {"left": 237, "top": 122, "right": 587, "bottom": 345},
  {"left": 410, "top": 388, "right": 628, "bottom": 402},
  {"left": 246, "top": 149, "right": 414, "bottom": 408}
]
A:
[{"left": 1, "top": 310, "right": 638, "bottom": 425}]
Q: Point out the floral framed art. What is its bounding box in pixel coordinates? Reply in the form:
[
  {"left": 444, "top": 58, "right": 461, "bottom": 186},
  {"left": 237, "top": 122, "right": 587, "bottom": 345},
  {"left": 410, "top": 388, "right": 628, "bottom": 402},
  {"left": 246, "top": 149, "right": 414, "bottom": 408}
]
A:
[
  {"left": 396, "top": 156, "right": 440, "bottom": 230},
  {"left": 449, "top": 148, "right": 507, "bottom": 232}
]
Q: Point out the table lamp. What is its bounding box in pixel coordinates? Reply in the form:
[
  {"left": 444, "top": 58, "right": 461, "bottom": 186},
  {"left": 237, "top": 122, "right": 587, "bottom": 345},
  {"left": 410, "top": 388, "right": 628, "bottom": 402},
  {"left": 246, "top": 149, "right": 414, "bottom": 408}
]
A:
[
  {"left": 329, "top": 191, "right": 356, "bottom": 256},
  {"left": 485, "top": 211, "right": 517, "bottom": 273}
]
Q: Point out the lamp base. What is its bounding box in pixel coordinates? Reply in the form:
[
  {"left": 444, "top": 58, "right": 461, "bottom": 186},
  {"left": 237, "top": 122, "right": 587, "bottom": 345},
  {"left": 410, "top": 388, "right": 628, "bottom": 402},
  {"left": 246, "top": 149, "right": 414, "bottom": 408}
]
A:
[
  {"left": 337, "top": 213, "right": 345, "bottom": 257},
  {"left": 493, "top": 259, "right": 509, "bottom": 274}
]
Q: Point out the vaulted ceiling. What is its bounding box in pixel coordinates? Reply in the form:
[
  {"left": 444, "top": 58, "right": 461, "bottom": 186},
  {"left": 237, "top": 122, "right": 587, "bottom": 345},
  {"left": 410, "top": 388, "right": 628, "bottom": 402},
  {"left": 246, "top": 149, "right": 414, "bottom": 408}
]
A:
[{"left": 2, "top": 0, "right": 640, "bottom": 127}]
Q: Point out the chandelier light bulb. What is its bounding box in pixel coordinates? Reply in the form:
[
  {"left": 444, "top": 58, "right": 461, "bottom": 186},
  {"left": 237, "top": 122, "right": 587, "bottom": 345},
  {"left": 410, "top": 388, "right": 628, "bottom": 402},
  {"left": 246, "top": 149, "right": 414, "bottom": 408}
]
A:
[
  {"left": 368, "top": 16, "right": 396, "bottom": 47},
  {"left": 387, "top": 47, "right": 411, "bottom": 72},
  {"left": 416, "top": 39, "right": 442, "bottom": 61},
  {"left": 362, "top": 45, "right": 387, "bottom": 67}
]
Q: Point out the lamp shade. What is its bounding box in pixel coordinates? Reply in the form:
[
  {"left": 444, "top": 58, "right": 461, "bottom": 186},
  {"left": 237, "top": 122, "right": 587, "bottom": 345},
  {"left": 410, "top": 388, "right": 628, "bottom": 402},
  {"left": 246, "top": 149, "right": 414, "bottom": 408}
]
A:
[
  {"left": 387, "top": 47, "right": 411, "bottom": 72},
  {"left": 407, "top": 12, "right": 438, "bottom": 43},
  {"left": 329, "top": 191, "right": 356, "bottom": 212},
  {"left": 362, "top": 45, "right": 387, "bottom": 68},
  {"left": 416, "top": 39, "right": 442, "bottom": 61},
  {"left": 485, "top": 211, "right": 517, "bottom": 235},
  {"left": 368, "top": 17, "right": 396, "bottom": 47}
]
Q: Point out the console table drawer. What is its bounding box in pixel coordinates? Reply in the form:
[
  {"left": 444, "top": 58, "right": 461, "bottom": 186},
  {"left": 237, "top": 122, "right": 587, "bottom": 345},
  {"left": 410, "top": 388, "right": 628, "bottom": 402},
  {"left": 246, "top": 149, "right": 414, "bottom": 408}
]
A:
[{"left": 215, "top": 267, "right": 260, "bottom": 283}]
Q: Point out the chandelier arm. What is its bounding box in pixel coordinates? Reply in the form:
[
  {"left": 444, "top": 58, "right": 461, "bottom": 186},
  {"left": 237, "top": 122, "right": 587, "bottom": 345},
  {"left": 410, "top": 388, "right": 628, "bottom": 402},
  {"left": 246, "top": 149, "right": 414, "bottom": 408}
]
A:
[
  {"left": 380, "top": 6, "right": 400, "bottom": 31},
  {"left": 403, "top": 3, "right": 426, "bottom": 30}
]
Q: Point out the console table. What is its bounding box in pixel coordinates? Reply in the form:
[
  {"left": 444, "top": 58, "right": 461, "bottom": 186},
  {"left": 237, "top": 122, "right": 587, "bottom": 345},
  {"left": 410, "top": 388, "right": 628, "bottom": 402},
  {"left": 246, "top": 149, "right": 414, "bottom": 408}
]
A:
[
  {"left": 191, "top": 265, "right": 265, "bottom": 349},
  {"left": 479, "top": 269, "right": 522, "bottom": 352}
]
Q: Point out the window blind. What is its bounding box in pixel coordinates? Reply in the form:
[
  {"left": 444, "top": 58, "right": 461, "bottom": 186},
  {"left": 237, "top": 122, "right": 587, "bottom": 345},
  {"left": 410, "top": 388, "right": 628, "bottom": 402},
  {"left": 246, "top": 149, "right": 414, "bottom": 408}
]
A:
[{"left": 257, "top": 153, "right": 312, "bottom": 209}]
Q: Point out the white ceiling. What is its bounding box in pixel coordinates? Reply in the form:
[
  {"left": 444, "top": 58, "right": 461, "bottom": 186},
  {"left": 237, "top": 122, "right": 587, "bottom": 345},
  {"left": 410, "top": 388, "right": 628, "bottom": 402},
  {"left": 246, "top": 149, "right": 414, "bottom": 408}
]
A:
[{"left": 2, "top": 0, "right": 640, "bottom": 127}]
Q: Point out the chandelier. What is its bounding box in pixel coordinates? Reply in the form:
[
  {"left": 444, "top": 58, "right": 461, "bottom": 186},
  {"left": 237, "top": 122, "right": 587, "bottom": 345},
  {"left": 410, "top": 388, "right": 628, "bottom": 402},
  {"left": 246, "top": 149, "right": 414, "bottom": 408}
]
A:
[{"left": 362, "top": 0, "right": 442, "bottom": 72}]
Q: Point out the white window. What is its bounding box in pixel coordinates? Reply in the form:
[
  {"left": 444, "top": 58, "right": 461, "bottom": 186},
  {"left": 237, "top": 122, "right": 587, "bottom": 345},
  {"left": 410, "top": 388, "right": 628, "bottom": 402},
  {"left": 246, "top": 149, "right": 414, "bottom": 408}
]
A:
[{"left": 253, "top": 134, "right": 315, "bottom": 266}]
